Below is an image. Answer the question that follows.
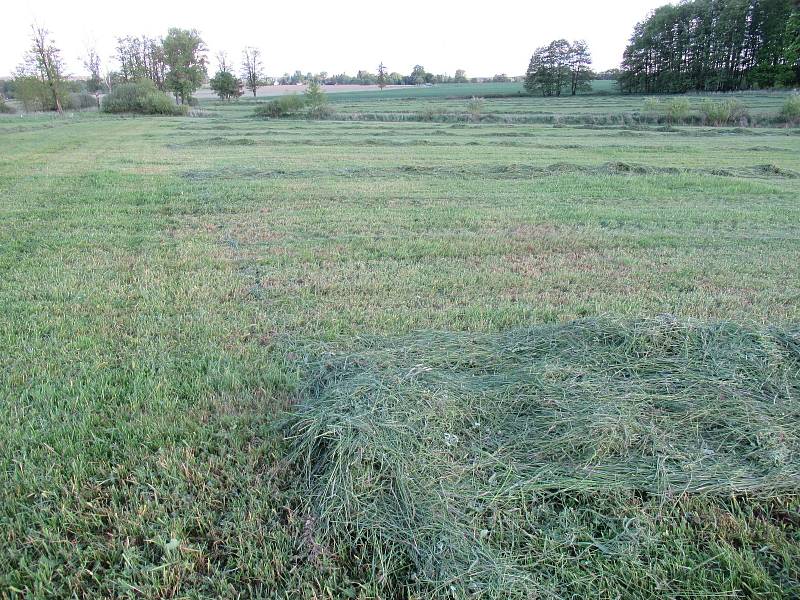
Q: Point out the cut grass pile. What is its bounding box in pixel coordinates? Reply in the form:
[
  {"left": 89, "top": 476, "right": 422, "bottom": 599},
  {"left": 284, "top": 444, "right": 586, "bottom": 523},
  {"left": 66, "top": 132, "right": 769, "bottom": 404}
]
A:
[{"left": 288, "top": 318, "right": 800, "bottom": 598}]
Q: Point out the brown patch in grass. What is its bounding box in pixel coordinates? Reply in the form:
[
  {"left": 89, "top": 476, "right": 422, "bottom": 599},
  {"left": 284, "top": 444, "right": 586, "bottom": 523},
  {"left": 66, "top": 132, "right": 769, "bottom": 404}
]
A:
[
  {"left": 228, "top": 222, "right": 284, "bottom": 244},
  {"left": 503, "top": 248, "right": 625, "bottom": 278},
  {"left": 509, "top": 223, "right": 563, "bottom": 239},
  {"left": 166, "top": 217, "right": 221, "bottom": 240}
]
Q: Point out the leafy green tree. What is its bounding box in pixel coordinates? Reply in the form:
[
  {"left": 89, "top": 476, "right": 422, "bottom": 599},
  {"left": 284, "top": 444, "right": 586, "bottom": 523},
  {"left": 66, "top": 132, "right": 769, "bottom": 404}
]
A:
[
  {"left": 454, "top": 69, "right": 468, "bottom": 83},
  {"left": 162, "top": 28, "right": 207, "bottom": 104},
  {"left": 210, "top": 70, "right": 243, "bottom": 101},
  {"left": 568, "top": 40, "right": 593, "bottom": 95},
  {"left": 525, "top": 39, "right": 572, "bottom": 96},
  {"left": 304, "top": 79, "right": 326, "bottom": 106},
  {"left": 115, "top": 35, "right": 166, "bottom": 89},
  {"left": 356, "top": 70, "right": 377, "bottom": 84},
  {"left": 780, "top": 9, "right": 800, "bottom": 86},
  {"left": 410, "top": 65, "right": 432, "bottom": 84},
  {"left": 524, "top": 50, "right": 545, "bottom": 95}
]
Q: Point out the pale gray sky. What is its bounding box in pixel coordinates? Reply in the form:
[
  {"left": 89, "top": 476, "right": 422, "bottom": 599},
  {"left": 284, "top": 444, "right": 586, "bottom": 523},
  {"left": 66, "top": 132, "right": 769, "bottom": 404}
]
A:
[{"left": 2, "top": 0, "right": 668, "bottom": 78}]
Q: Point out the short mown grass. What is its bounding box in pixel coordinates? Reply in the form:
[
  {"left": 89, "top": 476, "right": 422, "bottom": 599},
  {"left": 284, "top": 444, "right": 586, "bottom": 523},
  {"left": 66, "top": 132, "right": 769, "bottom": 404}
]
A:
[{"left": 1, "top": 100, "right": 799, "bottom": 597}]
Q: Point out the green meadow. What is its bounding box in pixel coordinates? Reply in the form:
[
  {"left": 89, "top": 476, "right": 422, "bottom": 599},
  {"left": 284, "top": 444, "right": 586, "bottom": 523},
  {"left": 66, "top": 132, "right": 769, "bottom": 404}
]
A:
[
  {"left": 239, "top": 82, "right": 791, "bottom": 122},
  {"left": 1, "top": 89, "right": 799, "bottom": 598}
]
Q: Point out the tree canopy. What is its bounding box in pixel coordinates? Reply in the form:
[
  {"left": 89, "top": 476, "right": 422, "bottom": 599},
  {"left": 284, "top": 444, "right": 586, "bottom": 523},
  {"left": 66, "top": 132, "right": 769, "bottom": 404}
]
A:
[
  {"left": 525, "top": 40, "right": 593, "bottom": 96},
  {"left": 116, "top": 36, "right": 166, "bottom": 89},
  {"left": 210, "top": 69, "right": 243, "bottom": 101},
  {"left": 162, "top": 28, "right": 207, "bottom": 104},
  {"left": 620, "top": 0, "right": 799, "bottom": 93}
]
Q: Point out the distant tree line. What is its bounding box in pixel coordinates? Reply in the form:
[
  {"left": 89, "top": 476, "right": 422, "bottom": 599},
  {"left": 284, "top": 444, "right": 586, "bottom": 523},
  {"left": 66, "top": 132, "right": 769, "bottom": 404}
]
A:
[
  {"left": 5, "top": 22, "right": 530, "bottom": 112},
  {"left": 595, "top": 68, "right": 622, "bottom": 81},
  {"left": 8, "top": 26, "right": 209, "bottom": 111},
  {"left": 9, "top": 0, "right": 797, "bottom": 114},
  {"left": 270, "top": 66, "right": 472, "bottom": 87},
  {"left": 620, "top": 0, "right": 800, "bottom": 93}
]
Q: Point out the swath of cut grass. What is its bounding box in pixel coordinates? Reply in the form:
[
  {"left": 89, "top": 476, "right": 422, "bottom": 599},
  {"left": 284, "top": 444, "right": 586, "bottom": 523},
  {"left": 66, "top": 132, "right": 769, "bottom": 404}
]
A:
[{"left": 286, "top": 317, "right": 800, "bottom": 598}]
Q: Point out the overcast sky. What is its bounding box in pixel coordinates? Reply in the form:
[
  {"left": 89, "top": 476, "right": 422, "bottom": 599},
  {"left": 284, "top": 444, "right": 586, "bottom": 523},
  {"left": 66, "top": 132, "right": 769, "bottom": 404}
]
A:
[{"left": 2, "top": 0, "right": 668, "bottom": 78}]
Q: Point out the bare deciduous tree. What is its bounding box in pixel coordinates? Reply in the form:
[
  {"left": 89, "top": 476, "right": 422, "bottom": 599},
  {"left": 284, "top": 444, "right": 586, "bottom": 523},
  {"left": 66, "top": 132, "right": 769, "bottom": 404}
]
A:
[
  {"left": 83, "top": 45, "right": 104, "bottom": 103},
  {"left": 24, "top": 25, "right": 66, "bottom": 114},
  {"left": 241, "top": 47, "right": 263, "bottom": 97},
  {"left": 216, "top": 51, "right": 231, "bottom": 73}
]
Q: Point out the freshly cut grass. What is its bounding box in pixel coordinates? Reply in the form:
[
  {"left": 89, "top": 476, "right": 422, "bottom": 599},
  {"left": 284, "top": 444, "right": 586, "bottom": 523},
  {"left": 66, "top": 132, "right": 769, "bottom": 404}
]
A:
[
  {"left": 287, "top": 318, "right": 800, "bottom": 598},
  {"left": 1, "top": 102, "right": 799, "bottom": 597}
]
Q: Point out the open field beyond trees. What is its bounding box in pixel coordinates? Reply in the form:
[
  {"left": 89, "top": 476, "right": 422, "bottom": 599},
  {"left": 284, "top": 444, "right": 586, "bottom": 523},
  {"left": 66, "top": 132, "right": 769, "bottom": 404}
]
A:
[{"left": 2, "top": 89, "right": 800, "bottom": 598}]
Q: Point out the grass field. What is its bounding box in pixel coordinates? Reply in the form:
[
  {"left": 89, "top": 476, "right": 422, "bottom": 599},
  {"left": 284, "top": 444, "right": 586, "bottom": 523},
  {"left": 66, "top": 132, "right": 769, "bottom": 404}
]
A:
[
  {"left": 225, "top": 81, "right": 791, "bottom": 123},
  {"left": 1, "top": 90, "right": 799, "bottom": 598}
]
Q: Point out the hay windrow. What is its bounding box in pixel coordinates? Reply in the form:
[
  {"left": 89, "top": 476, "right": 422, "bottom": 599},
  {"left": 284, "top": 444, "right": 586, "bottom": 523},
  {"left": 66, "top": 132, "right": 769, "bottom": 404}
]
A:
[
  {"left": 286, "top": 318, "right": 800, "bottom": 598},
  {"left": 181, "top": 162, "right": 798, "bottom": 182}
]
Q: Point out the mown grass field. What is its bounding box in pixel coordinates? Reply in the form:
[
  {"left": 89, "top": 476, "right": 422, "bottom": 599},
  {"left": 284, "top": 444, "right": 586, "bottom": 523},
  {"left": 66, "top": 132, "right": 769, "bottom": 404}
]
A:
[{"left": 1, "top": 90, "right": 799, "bottom": 598}]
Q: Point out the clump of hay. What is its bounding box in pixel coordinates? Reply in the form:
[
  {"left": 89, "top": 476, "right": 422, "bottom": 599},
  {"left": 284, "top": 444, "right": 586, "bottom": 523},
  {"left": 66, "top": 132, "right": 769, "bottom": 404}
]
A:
[{"left": 286, "top": 318, "right": 800, "bottom": 598}]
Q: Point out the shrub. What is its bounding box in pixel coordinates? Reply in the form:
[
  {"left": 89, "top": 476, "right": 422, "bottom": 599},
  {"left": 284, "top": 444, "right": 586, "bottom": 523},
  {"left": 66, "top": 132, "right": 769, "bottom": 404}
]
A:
[
  {"left": 307, "top": 103, "right": 333, "bottom": 119},
  {"left": 417, "top": 105, "right": 443, "bottom": 121},
  {"left": 780, "top": 94, "right": 800, "bottom": 123},
  {"left": 102, "top": 81, "right": 187, "bottom": 115},
  {"left": 642, "top": 97, "right": 661, "bottom": 114},
  {"left": 304, "top": 81, "right": 331, "bottom": 119},
  {"left": 665, "top": 97, "right": 691, "bottom": 123},
  {"left": 13, "top": 76, "right": 51, "bottom": 111},
  {"left": 304, "top": 81, "right": 326, "bottom": 107},
  {"left": 253, "top": 94, "right": 306, "bottom": 118},
  {"left": 1, "top": 79, "right": 16, "bottom": 98},
  {"left": 642, "top": 97, "right": 693, "bottom": 124},
  {"left": 67, "top": 92, "right": 98, "bottom": 110},
  {"left": 466, "top": 97, "right": 485, "bottom": 122},
  {"left": 700, "top": 98, "right": 748, "bottom": 126},
  {"left": 0, "top": 97, "right": 15, "bottom": 114}
]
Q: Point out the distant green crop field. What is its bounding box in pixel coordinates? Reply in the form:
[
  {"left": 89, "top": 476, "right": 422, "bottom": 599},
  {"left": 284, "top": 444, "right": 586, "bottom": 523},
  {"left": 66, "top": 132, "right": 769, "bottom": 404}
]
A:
[
  {"left": 219, "top": 83, "right": 794, "bottom": 124},
  {"left": 1, "top": 97, "right": 799, "bottom": 598},
  {"left": 318, "top": 81, "right": 529, "bottom": 100},
  {"left": 246, "top": 80, "right": 619, "bottom": 101}
]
